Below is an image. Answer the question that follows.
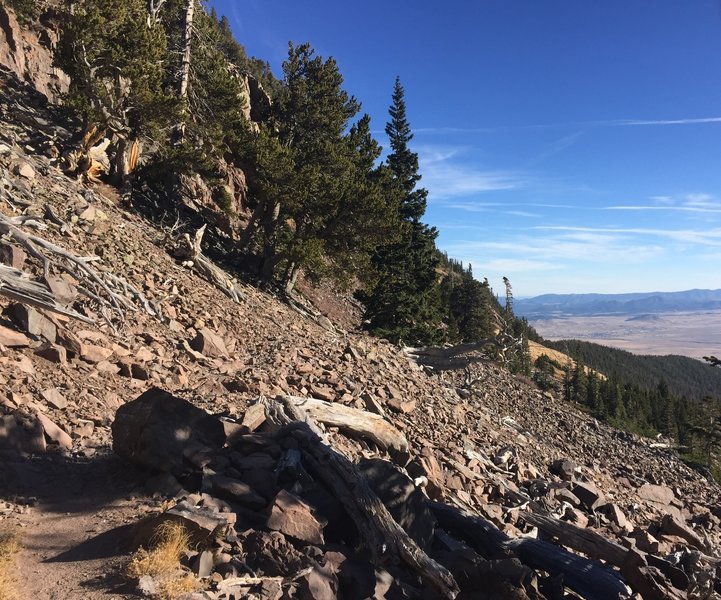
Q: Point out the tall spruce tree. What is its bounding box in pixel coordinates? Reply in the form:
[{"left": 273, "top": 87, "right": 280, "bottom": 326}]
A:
[{"left": 359, "top": 77, "right": 443, "bottom": 345}]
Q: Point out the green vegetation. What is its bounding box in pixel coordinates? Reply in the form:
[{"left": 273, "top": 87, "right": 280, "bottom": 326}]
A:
[
  {"left": 357, "top": 77, "right": 443, "bottom": 345},
  {"left": 554, "top": 343, "right": 721, "bottom": 480},
  {"left": 50, "top": 1, "right": 718, "bottom": 479},
  {"left": 547, "top": 339, "right": 721, "bottom": 400}
]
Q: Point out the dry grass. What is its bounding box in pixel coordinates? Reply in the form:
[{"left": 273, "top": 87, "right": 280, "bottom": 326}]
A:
[
  {"left": 0, "top": 529, "right": 21, "bottom": 600},
  {"left": 126, "top": 521, "right": 199, "bottom": 600}
]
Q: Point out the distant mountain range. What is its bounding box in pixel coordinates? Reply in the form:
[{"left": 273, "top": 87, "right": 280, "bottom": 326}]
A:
[{"left": 516, "top": 289, "right": 721, "bottom": 318}]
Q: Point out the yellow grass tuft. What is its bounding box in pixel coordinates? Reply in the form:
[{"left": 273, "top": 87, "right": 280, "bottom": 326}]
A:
[
  {"left": 126, "top": 521, "right": 199, "bottom": 600},
  {"left": 0, "top": 529, "right": 21, "bottom": 600}
]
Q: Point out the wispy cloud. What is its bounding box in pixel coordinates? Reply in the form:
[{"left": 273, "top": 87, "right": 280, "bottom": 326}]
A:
[
  {"left": 537, "top": 225, "right": 721, "bottom": 247},
  {"left": 414, "top": 116, "right": 721, "bottom": 135},
  {"left": 417, "top": 145, "right": 528, "bottom": 199},
  {"left": 482, "top": 258, "right": 561, "bottom": 272},
  {"left": 530, "top": 131, "right": 584, "bottom": 164},
  {"left": 605, "top": 193, "right": 721, "bottom": 214}
]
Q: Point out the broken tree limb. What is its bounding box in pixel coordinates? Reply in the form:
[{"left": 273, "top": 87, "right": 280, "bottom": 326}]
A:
[
  {"left": 0, "top": 210, "right": 146, "bottom": 321},
  {"left": 0, "top": 263, "right": 93, "bottom": 322},
  {"left": 429, "top": 501, "right": 630, "bottom": 600},
  {"left": 179, "top": 225, "right": 246, "bottom": 303},
  {"left": 279, "top": 395, "right": 409, "bottom": 454},
  {"left": 261, "top": 396, "right": 460, "bottom": 600}
]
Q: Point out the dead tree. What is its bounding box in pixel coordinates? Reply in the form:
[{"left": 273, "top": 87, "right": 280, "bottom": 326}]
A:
[{"left": 262, "top": 395, "right": 460, "bottom": 599}]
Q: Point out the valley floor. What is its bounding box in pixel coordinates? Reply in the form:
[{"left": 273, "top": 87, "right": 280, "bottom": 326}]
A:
[{"left": 530, "top": 309, "right": 721, "bottom": 359}]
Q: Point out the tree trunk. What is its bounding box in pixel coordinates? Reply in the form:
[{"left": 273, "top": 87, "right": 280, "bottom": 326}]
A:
[
  {"left": 261, "top": 397, "right": 460, "bottom": 599},
  {"left": 179, "top": 0, "right": 195, "bottom": 100},
  {"left": 174, "top": 0, "right": 195, "bottom": 144},
  {"left": 429, "top": 502, "right": 629, "bottom": 600}
]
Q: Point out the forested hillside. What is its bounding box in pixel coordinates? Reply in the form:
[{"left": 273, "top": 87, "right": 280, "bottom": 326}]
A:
[
  {"left": 44, "top": 0, "right": 537, "bottom": 356},
  {"left": 546, "top": 339, "right": 721, "bottom": 400}
]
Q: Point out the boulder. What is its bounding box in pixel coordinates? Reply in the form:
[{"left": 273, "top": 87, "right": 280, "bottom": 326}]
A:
[
  {"left": 190, "top": 328, "right": 228, "bottom": 358},
  {"left": 266, "top": 489, "right": 324, "bottom": 544},
  {"left": 638, "top": 483, "right": 674, "bottom": 506},
  {"left": 112, "top": 388, "right": 226, "bottom": 476},
  {"left": 571, "top": 481, "right": 605, "bottom": 511}
]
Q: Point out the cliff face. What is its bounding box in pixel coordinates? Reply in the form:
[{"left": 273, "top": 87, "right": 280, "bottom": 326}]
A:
[{"left": 0, "top": 3, "right": 69, "bottom": 103}]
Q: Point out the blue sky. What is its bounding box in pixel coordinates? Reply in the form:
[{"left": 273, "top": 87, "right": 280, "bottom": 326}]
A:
[{"left": 210, "top": 0, "right": 721, "bottom": 297}]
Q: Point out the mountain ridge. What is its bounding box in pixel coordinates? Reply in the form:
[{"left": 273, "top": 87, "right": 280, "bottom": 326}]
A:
[{"left": 516, "top": 288, "right": 721, "bottom": 317}]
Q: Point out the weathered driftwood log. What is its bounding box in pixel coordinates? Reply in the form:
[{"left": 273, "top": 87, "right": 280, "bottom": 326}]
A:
[
  {"left": 280, "top": 395, "right": 409, "bottom": 454},
  {"left": 405, "top": 339, "right": 502, "bottom": 360},
  {"left": 262, "top": 395, "right": 460, "bottom": 600},
  {"left": 520, "top": 512, "right": 688, "bottom": 599},
  {"left": 404, "top": 342, "right": 499, "bottom": 370},
  {"left": 179, "top": 225, "right": 246, "bottom": 303},
  {"left": 429, "top": 501, "right": 630, "bottom": 600},
  {"left": 0, "top": 263, "right": 93, "bottom": 322},
  {"left": 0, "top": 210, "right": 151, "bottom": 322}
]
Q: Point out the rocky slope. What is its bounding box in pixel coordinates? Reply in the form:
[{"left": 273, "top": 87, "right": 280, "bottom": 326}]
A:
[{"left": 0, "top": 49, "right": 719, "bottom": 600}]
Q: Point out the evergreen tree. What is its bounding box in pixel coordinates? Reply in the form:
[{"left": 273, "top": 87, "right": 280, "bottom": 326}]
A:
[
  {"left": 56, "top": 0, "right": 179, "bottom": 180},
  {"left": 359, "top": 77, "right": 443, "bottom": 345},
  {"left": 237, "top": 43, "right": 398, "bottom": 292}
]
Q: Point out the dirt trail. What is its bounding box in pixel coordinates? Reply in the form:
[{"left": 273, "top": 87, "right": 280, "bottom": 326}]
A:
[{"left": 2, "top": 452, "right": 155, "bottom": 599}]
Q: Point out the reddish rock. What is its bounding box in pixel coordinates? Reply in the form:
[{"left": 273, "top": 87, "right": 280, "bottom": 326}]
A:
[
  {"left": 189, "top": 328, "right": 228, "bottom": 358},
  {"left": 211, "top": 475, "right": 266, "bottom": 510},
  {"left": 241, "top": 403, "right": 266, "bottom": 431},
  {"left": 387, "top": 397, "right": 417, "bottom": 414},
  {"left": 571, "top": 481, "right": 605, "bottom": 511},
  {"left": 638, "top": 483, "right": 674, "bottom": 506},
  {"left": 0, "top": 245, "right": 26, "bottom": 269},
  {"left": 41, "top": 387, "right": 68, "bottom": 410},
  {"left": 266, "top": 489, "right": 324, "bottom": 544},
  {"left": 10, "top": 304, "right": 57, "bottom": 342},
  {"left": 600, "top": 503, "right": 631, "bottom": 531},
  {"left": 34, "top": 343, "right": 67, "bottom": 364},
  {"left": 0, "top": 324, "right": 30, "bottom": 347},
  {"left": 112, "top": 388, "right": 226, "bottom": 476},
  {"left": 0, "top": 414, "right": 46, "bottom": 453},
  {"left": 79, "top": 343, "right": 113, "bottom": 363},
  {"left": 44, "top": 275, "right": 78, "bottom": 306},
  {"left": 35, "top": 411, "right": 72, "bottom": 449}
]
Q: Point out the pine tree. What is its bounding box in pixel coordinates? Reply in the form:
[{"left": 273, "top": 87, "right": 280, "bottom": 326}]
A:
[
  {"left": 237, "top": 44, "right": 399, "bottom": 292},
  {"left": 360, "top": 77, "right": 443, "bottom": 345},
  {"left": 56, "top": 0, "right": 179, "bottom": 181}
]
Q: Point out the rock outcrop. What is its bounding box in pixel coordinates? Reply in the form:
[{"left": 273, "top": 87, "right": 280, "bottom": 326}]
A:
[{"left": 0, "top": 4, "right": 69, "bottom": 103}]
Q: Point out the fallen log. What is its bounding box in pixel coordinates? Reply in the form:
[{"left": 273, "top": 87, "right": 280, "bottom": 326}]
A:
[
  {"left": 280, "top": 395, "right": 409, "bottom": 454},
  {"left": 0, "top": 263, "right": 93, "bottom": 322},
  {"left": 429, "top": 501, "right": 630, "bottom": 600},
  {"left": 519, "top": 512, "right": 688, "bottom": 598},
  {"left": 261, "top": 395, "right": 460, "bottom": 599}
]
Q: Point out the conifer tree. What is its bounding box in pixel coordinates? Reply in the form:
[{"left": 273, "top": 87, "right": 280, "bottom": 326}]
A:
[
  {"left": 237, "top": 44, "right": 398, "bottom": 292},
  {"left": 360, "top": 77, "right": 443, "bottom": 345}
]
